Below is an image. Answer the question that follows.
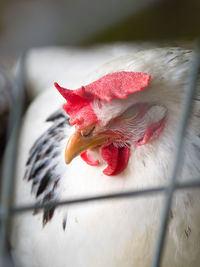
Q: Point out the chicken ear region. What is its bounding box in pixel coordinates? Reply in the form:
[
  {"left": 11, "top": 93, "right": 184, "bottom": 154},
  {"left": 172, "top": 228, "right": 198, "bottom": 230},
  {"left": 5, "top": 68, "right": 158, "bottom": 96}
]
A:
[{"left": 66, "top": 103, "right": 167, "bottom": 176}]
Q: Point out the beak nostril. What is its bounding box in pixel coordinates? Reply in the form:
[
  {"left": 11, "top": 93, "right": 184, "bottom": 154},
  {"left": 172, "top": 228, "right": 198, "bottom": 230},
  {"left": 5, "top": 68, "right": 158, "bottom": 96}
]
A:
[{"left": 65, "top": 130, "right": 121, "bottom": 164}]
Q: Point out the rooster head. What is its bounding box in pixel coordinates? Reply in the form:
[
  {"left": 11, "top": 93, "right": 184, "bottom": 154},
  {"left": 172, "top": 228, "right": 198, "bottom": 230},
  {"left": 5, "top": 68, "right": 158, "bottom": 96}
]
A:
[{"left": 55, "top": 70, "right": 167, "bottom": 176}]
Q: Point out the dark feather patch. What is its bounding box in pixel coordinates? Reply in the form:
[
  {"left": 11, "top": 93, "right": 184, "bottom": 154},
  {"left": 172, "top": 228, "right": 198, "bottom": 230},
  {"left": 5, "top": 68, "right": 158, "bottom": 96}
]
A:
[
  {"left": 46, "top": 109, "right": 68, "bottom": 122},
  {"left": 25, "top": 109, "right": 70, "bottom": 225},
  {"left": 36, "top": 169, "right": 52, "bottom": 197},
  {"left": 62, "top": 216, "right": 67, "bottom": 231}
]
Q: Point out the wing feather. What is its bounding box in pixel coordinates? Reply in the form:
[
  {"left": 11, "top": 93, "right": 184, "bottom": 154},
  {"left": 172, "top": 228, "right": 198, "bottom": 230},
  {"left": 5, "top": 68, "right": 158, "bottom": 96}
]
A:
[{"left": 24, "top": 109, "right": 70, "bottom": 225}]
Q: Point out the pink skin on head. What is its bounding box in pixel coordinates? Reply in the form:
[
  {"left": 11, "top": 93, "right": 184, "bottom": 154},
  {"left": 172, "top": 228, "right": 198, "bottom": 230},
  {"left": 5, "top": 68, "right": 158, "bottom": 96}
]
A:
[
  {"left": 137, "top": 118, "right": 166, "bottom": 146},
  {"left": 55, "top": 71, "right": 152, "bottom": 176}
]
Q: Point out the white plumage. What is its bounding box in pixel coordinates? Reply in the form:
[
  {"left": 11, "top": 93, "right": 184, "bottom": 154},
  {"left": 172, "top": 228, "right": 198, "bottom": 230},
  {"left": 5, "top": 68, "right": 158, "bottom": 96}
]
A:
[{"left": 12, "top": 47, "right": 200, "bottom": 267}]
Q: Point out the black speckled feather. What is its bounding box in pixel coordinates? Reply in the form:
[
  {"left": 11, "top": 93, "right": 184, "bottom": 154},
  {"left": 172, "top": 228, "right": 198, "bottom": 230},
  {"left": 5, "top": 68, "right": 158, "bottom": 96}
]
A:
[{"left": 24, "top": 109, "right": 70, "bottom": 226}]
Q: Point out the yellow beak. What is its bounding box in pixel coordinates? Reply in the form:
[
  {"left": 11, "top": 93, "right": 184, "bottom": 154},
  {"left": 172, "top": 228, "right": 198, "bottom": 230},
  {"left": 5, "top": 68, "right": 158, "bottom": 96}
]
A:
[{"left": 65, "top": 131, "right": 120, "bottom": 164}]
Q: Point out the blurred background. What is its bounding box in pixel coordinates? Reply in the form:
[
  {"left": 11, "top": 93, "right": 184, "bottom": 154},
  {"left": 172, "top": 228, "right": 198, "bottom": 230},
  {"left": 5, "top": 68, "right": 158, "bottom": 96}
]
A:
[{"left": 0, "top": 0, "right": 199, "bottom": 65}]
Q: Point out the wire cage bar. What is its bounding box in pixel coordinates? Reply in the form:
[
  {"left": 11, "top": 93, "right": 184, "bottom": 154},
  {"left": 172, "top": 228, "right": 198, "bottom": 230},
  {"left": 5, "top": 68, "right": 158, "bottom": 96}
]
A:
[
  {"left": 0, "top": 41, "right": 200, "bottom": 267},
  {"left": 0, "top": 53, "right": 27, "bottom": 267},
  {"left": 152, "top": 41, "right": 200, "bottom": 267}
]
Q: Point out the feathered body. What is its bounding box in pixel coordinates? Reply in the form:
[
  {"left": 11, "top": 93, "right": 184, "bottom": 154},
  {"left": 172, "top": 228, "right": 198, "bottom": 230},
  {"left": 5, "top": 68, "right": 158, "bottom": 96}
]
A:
[{"left": 12, "top": 48, "right": 200, "bottom": 267}]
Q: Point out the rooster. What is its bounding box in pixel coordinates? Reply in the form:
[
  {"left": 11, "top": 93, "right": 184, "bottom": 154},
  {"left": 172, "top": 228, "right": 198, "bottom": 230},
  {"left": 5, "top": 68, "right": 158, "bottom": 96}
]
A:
[{"left": 12, "top": 47, "right": 200, "bottom": 267}]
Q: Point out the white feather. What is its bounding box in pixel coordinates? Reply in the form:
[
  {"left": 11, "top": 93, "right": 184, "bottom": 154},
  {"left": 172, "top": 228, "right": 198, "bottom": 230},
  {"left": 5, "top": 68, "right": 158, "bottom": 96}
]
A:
[{"left": 12, "top": 47, "right": 200, "bottom": 267}]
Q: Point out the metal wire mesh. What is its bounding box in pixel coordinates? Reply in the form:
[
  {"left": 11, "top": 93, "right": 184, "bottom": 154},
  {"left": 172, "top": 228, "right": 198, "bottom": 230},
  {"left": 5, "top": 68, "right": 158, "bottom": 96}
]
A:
[
  {"left": 0, "top": 42, "right": 200, "bottom": 267},
  {"left": 0, "top": 53, "right": 27, "bottom": 267}
]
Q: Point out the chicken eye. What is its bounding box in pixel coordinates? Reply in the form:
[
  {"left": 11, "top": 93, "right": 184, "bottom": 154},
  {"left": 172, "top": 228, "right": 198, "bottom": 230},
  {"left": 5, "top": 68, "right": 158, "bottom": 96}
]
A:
[{"left": 80, "top": 125, "right": 95, "bottom": 137}]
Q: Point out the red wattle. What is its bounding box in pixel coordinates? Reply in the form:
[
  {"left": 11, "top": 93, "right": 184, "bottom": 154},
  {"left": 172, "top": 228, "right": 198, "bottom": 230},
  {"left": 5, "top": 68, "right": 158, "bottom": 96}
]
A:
[
  {"left": 80, "top": 151, "right": 99, "bottom": 166},
  {"left": 112, "top": 146, "right": 130, "bottom": 175},
  {"left": 101, "top": 144, "right": 130, "bottom": 176},
  {"left": 101, "top": 144, "right": 119, "bottom": 176}
]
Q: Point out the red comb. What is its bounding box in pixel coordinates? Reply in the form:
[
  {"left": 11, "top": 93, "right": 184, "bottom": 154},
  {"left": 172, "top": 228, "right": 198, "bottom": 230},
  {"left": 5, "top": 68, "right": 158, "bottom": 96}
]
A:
[
  {"left": 83, "top": 71, "right": 151, "bottom": 101},
  {"left": 55, "top": 71, "right": 151, "bottom": 129},
  {"left": 54, "top": 82, "right": 98, "bottom": 130}
]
